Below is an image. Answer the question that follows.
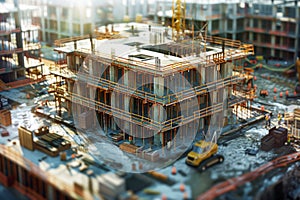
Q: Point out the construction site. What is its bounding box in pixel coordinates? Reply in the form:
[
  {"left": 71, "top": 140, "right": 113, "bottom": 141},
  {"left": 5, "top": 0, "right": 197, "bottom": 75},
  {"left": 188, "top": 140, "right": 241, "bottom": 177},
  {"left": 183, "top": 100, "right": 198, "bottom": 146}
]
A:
[{"left": 0, "top": 0, "right": 300, "bottom": 200}]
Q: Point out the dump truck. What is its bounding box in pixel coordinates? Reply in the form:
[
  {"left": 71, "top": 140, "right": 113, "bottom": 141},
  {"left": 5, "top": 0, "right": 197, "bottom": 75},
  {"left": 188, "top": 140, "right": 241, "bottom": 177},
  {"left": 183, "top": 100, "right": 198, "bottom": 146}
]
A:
[{"left": 185, "top": 140, "right": 224, "bottom": 171}]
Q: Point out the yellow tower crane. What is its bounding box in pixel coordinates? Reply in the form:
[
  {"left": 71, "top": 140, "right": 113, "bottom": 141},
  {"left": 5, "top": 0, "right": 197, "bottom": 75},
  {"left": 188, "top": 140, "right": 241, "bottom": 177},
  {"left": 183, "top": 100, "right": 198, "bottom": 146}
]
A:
[{"left": 172, "top": 0, "right": 186, "bottom": 41}]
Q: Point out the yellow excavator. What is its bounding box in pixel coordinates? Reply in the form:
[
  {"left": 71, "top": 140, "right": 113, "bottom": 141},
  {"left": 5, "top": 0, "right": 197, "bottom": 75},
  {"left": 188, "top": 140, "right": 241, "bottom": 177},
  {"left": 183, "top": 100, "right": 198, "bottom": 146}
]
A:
[{"left": 185, "top": 140, "right": 224, "bottom": 171}]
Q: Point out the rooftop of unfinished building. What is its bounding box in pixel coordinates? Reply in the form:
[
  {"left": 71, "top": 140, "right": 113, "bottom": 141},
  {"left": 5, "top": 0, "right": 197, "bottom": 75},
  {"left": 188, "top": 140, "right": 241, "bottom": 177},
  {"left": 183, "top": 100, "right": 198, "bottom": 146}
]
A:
[
  {"left": 55, "top": 23, "right": 249, "bottom": 73},
  {"left": 0, "top": 105, "right": 108, "bottom": 199}
]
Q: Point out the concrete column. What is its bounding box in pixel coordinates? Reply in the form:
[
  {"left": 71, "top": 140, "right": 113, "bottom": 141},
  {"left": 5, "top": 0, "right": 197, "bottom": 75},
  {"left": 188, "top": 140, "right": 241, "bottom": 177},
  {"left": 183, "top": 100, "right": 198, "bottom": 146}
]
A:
[
  {"left": 153, "top": 105, "right": 164, "bottom": 146},
  {"left": 110, "top": 92, "right": 117, "bottom": 130},
  {"left": 110, "top": 65, "right": 115, "bottom": 82},
  {"left": 142, "top": 0, "right": 148, "bottom": 17},
  {"left": 225, "top": 62, "right": 233, "bottom": 77},
  {"left": 154, "top": 1, "right": 158, "bottom": 24},
  {"left": 161, "top": 3, "right": 165, "bottom": 25},
  {"left": 258, "top": 20, "right": 262, "bottom": 43},
  {"left": 128, "top": 0, "right": 135, "bottom": 20},
  {"left": 295, "top": 2, "right": 299, "bottom": 61},
  {"left": 249, "top": 16, "right": 254, "bottom": 41},
  {"left": 88, "top": 86, "right": 95, "bottom": 128},
  {"left": 88, "top": 60, "right": 93, "bottom": 76},
  {"left": 75, "top": 83, "right": 82, "bottom": 117},
  {"left": 67, "top": 80, "right": 72, "bottom": 117},
  {"left": 154, "top": 76, "right": 164, "bottom": 96},
  {"left": 80, "top": 21, "right": 84, "bottom": 36},
  {"left": 41, "top": 6, "right": 46, "bottom": 41},
  {"left": 232, "top": 4, "right": 237, "bottom": 40},
  {"left": 123, "top": 70, "right": 130, "bottom": 131},
  {"left": 201, "top": 65, "right": 205, "bottom": 84},
  {"left": 56, "top": 7, "right": 61, "bottom": 38},
  {"left": 69, "top": 8, "right": 73, "bottom": 36},
  {"left": 213, "top": 65, "right": 217, "bottom": 81},
  {"left": 199, "top": 118, "right": 204, "bottom": 130},
  {"left": 271, "top": 35, "right": 275, "bottom": 57},
  {"left": 47, "top": 185, "right": 54, "bottom": 200},
  {"left": 153, "top": 76, "right": 165, "bottom": 146},
  {"left": 212, "top": 91, "right": 217, "bottom": 104},
  {"left": 103, "top": 114, "right": 107, "bottom": 133},
  {"left": 223, "top": 86, "right": 229, "bottom": 123}
]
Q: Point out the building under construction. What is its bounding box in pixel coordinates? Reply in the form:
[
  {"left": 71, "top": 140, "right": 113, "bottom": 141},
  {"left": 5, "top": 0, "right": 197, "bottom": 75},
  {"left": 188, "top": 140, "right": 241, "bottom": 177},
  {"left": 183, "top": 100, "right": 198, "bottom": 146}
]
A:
[
  {"left": 50, "top": 12, "right": 255, "bottom": 160},
  {"left": 0, "top": 1, "right": 43, "bottom": 90}
]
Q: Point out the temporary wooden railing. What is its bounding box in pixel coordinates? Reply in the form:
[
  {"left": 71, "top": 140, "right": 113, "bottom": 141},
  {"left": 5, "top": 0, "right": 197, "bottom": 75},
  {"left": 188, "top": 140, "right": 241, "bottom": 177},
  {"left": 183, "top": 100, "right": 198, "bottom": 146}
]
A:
[
  {"left": 69, "top": 91, "right": 245, "bottom": 132},
  {"left": 205, "top": 36, "right": 241, "bottom": 48},
  {"left": 76, "top": 71, "right": 244, "bottom": 105}
]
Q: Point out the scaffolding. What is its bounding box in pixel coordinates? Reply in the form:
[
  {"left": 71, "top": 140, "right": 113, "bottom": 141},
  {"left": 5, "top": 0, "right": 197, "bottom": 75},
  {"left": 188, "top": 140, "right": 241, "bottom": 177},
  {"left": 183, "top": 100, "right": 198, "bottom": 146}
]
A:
[{"left": 50, "top": 22, "right": 255, "bottom": 155}]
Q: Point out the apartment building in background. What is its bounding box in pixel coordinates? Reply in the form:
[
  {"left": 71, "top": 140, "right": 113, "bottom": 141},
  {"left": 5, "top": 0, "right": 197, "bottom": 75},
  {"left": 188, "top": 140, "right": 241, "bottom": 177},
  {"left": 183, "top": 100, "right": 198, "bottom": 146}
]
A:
[
  {"left": 14, "top": 0, "right": 150, "bottom": 44},
  {"left": 150, "top": 0, "right": 300, "bottom": 61},
  {"left": 0, "top": 1, "right": 43, "bottom": 85},
  {"left": 245, "top": 0, "right": 299, "bottom": 61}
]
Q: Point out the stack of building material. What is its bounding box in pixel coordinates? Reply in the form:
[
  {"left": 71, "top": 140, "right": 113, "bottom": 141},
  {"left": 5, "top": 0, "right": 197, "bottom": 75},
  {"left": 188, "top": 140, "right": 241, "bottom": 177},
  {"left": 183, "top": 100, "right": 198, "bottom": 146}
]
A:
[
  {"left": 0, "top": 110, "right": 11, "bottom": 126},
  {"left": 78, "top": 111, "right": 94, "bottom": 129},
  {"left": 0, "top": 97, "right": 9, "bottom": 109},
  {"left": 143, "top": 150, "right": 160, "bottom": 162},
  {"left": 18, "top": 126, "right": 34, "bottom": 151},
  {"left": 119, "top": 143, "right": 139, "bottom": 154},
  {"left": 294, "top": 108, "right": 300, "bottom": 138},
  {"left": 34, "top": 126, "right": 49, "bottom": 136},
  {"left": 40, "top": 133, "right": 71, "bottom": 151},
  {"left": 34, "top": 138, "right": 59, "bottom": 157},
  {"left": 1, "top": 129, "right": 9, "bottom": 137},
  {"left": 98, "top": 173, "right": 126, "bottom": 200},
  {"left": 261, "top": 127, "right": 287, "bottom": 151}
]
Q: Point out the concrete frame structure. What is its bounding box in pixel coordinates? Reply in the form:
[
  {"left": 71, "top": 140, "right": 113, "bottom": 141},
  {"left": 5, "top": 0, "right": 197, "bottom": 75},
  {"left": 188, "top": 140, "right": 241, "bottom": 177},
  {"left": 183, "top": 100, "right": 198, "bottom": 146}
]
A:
[
  {"left": 0, "top": 1, "right": 43, "bottom": 85},
  {"left": 51, "top": 23, "right": 255, "bottom": 155},
  {"left": 17, "top": 0, "right": 151, "bottom": 44},
  {"left": 15, "top": 0, "right": 113, "bottom": 44},
  {"left": 245, "top": 0, "right": 299, "bottom": 61}
]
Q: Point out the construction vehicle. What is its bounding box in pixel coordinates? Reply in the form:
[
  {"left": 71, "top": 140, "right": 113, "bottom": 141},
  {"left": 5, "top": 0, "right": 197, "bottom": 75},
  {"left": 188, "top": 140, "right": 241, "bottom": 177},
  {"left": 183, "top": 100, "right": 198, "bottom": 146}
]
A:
[{"left": 185, "top": 140, "right": 224, "bottom": 171}]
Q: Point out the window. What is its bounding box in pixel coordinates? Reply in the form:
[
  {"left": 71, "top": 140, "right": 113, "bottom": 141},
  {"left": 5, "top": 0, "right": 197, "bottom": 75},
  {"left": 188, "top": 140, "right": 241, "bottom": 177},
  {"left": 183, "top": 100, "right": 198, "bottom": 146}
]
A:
[
  {"left": 86, "top": 8, "right": 91, "bottom": 18},
  {"left": 43, "top": 6, "right": 47, "bottom": 17},
  {"left": 262, "top": 20, "right": 271, "bottom": 31},
  {"left": 227, "top": 20, "right": 233, "bottom": 31},
  {"left": 212, "top": 4, "right": 220, "bottom": 14},
  {"left": 48, "top": 6, "right": 56, "bottom": 18},
  {"left": 61, "top": 22, "right": 68, "bottom": 33},
  {"left": 83, "top": 23, "right": 92, "bottom": 34},
  {"left": 237, "top": 19, "right": 244, "bottom": 31},
  {"left": 49, "top": 20, "right": 57, "bottom": 30},
  {"left": 275, "top": 36, "right": 280, "bottom": 45},
  {"left": 73, "top": 23, "right": 80, "bottom": 35},
  {"left": 253, "top": 19, "right": 258, "bottom": 28},
  {"left": 261, "top": 5, "right": 272, "bottom": 16},
  {"left": 262, "top": 34, "right": 271, "bottom": 44},
  {"left": 284, "top": 7, "right": 295, "bottom": 18},
  {"left": 62, "top": 8, "right": 68, "bottom": 19},
  {"left": 212, "top": 20, "right": 219, "bottom": 32},
  {"left": 253, "top": 33, "right": 257, "bottom": 41}
]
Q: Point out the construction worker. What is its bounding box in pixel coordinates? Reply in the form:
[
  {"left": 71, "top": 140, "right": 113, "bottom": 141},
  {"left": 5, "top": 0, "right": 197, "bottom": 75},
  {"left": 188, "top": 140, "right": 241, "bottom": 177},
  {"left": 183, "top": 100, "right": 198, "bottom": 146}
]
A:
[
  {"left": 265, "top": 114, "right": 271, "bottom": 127},
  {"left": 278, "top": 113, "right": 282, "bottom": 125},
  {"left": 287, "top": 134, "right": 291, "bottom": 144}
]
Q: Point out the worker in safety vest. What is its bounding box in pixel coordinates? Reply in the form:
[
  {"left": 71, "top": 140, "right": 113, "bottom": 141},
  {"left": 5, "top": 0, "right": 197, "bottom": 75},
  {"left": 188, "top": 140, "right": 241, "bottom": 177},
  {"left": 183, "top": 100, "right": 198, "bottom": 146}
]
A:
[
  {"left": 265, "top": 114, "right": 271, "bottom": 127},
  {"left": 277, "top": 113, "right": 282, "bottom": 125}
]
